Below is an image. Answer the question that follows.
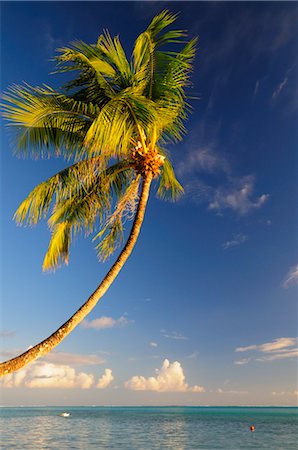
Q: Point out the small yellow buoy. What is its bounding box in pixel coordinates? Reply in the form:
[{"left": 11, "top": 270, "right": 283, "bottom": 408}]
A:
[{"left": 250, "top": 425, "right": 255, "bottom": 432}]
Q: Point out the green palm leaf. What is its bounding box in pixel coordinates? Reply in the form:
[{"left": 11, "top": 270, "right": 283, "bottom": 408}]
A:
[{"left": 2, "top": 9, "right": 197, "bottom": 270}]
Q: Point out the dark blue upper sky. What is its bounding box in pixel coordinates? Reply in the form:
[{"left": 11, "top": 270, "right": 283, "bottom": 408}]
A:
[{"left": 1, "top": 1, "right": 297, "bottom": 405}]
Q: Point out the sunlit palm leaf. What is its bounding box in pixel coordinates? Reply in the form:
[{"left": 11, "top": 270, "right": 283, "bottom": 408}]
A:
[
  {"left": 94, "top": 176, "right": 141, "bottom": 260},
  {"left": 2, "top": 9, "right": 197, "bottom": 270}
]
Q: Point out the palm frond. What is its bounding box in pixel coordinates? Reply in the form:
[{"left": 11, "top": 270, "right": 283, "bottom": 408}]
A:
[
  {"left": 2, "top": 10, "right": 197, "bottom": 270},
  {"left": 14, "top": 158, "right": 133, "bottom": 227},
  {"left": 41, "top": 162, "right": 134, "bottom": 271},
  {"left": 84, "top": 90, "right": 159, "bottom": 158},
  {"left": 156, "top": 149, "right": 184, "bottom": 201},
  {"left": 147, "top": 9, "right": 179, "bottom": 38},
  {"left": 55, "top": 41, "right": 116, "bottom": 99},
  {"left": 2, "top": 84, "right": 98, "bottom": 159},
  {"left": 42, "top": 221, "right": 71, "bottom": 271},
  {"left": 94, "top": 176, "right": 141, "bottom": 260},
  {"left": 97, "top": 31, "right": 132, "bottom": 87}
]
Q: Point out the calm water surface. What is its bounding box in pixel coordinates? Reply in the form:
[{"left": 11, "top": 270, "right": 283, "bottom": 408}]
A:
[{"left": 0, "top": 406, "right": 297, "bottom": 449}]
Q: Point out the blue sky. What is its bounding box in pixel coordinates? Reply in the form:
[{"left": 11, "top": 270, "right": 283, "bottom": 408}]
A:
[{"left": 1, "top": 1, "right": 297, "bottom": 406}]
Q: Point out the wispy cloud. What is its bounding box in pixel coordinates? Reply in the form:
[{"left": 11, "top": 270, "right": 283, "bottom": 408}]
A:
[
  {"left": 161, "top": 329, "right": 188, "bottom": 341},
  {"left": 186, "top": 351, "right": 199, "bottom": 360},
  {"left": 1, "top": 362, "right": 113, "bottom": 390},
  {"left": 235, "top": 337, "right": 297, "bottom": 364},
  {"left": 282, "top": 265, "right": 298, "bottom": 288},
  {"left": 179, "top": 142, "right": 268, "bottom": 217},
  {"left": 81, "top": 315, "right": 132, "bottom": 330},
  {"left": 178, "top": 147, "right": 229, "bottom": 177},
  {"left": 201, "top": 6, "right": 297, "bottom": 77},
  {"left": 253, "top": 80, "right": 260, "bottom": 98},
  {"left": 272, "top": 77, "right": 289, "bottom": 100},
  {"left": 236, "top": 337, "right": 297, "bottom": 353},
  {"left": 272, "top": 390, "right": 298, "bottom": 397},
  {"left": 125, "top": 359, "right": 204, "bottom": 393},
  {"left": 235, "top": 344, "right": 258, "bottom": 353},
  {"left": 149, "top": 342, "right": 158, "bottom": 348},
  {"left": 223, "top": 233, "right": 247, "bottom": 250},
  {"left": 256, "top": 349, "right": 298, "bottom": 362},
  {"left": 272, "top": 64, "right": 297, "bottom": 101},
  {"left": 41, "top": 351, "right": 105, "bottom": 366},
  {"left": 216, "top": 388, "right": 248, "bottom": 395},
  {"left": 209, "top": 176, "right": 269, "bottom": 215},
  {"left": 234, "top": 358, "right": 250, "bottom": 366},
  {"left": 0, "top": 331, "right": 15, "bottom": 338}
]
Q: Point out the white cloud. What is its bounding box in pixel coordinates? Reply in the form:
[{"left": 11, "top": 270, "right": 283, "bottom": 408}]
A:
[
  {"left": 1, "top": 363, "right": 95, "bottom": 389},
  {"left": 256, "top": 349, "right": 298, "bottom": 362},
  {"left": 223, "top": 233, "right": 247, "bottom": 250},
  {"left": 236, "top": 337, "right": 297, "bottom": 354},
  {"left": 209, "top": 176, "right": 269, "bottom": 215},
  {"left": 125, "top": 359, "right": 204, "bottom": 393},
  {"left": 42, "top": 351, "right": 105, "bottom": 366},
  {"left": 258, "top": 337, "right": 297, "bottom": 353},
  {"left": 178, "top": 147, "right": 229, "bottom": 176},
  {"left": 149, "top": 342, "right": 158, "bottom": 348},
  {"left": 161, "top": 329, "right": 188, "bottom": 341},
  {"left": 236, "top": 344, "right": 258, "bottom": 353},
  {"left": 272, "top": 390, "right": 298, "bottom": 397},
  {"left": 81, "top": 315, "right": 132, "bottom": 330},
  {"left": 1, "top": 363, "right": 114, "bottom": 390},
  {"left": 186, "top": 351, "right": 199, "bottom": 360},
  {"left": 234, "top": 358, "right": 250, "bottom": 366},
  {"left": 272, "top": 77, "right": 288, "bottom": 100},
  {"left": 235, "top": 337, "right": 298, "bottom": 364},
  {"left": 283, "top": 265, "right": 298, "bottom": 288},
  {"left": 96, "top": 369, "right": 114, "bottom": 389},
  {"left": 216, "top": 388, "right": 248, "bottom": 395}
]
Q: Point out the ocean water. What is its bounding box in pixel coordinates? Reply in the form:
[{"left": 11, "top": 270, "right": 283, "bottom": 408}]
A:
[{"left": 0, "top": 406, "right": 297, "bottom": 449}]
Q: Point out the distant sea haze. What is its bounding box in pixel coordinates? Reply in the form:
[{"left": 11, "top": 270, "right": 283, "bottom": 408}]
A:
[{"left": 1, "top": 406, "right": 297, "bottom": 449}]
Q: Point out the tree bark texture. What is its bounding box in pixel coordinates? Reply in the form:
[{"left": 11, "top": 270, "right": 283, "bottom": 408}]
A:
[{"left": 0, "top": 174, "right": 152, "bottom": 376}]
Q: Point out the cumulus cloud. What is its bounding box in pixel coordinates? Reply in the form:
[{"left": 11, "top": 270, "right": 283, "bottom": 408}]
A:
[
  {"left": 1, "top": 363, "right": 95, "bottom": 389},
  {"left": 96, "top": 369, "right": 114, "bottom": 389},
  {"left": 1, "top": 363, "right": 113, "bottom": 390},
  {"left": 125, "top": 359, "right": 204, "bottom": 393},
  {"left": 223, "top": 233, "right": 247, "bottom": 250},
  {"left": 283, "top": 265, "right": 298, "bottom": 288},
  {"left": 81, "top": 315, "right": 132, "bottom": 330},
  {"left": 209, "top": 176, "right": 269, "bottom": 215},
  {"left": 235, "top": 337, "right": 298, "bottom": 364}
]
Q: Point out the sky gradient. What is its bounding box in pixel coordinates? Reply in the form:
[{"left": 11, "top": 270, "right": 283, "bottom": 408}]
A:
[{"left": 1, "top": 1, "right": 297, "bottom": 406}]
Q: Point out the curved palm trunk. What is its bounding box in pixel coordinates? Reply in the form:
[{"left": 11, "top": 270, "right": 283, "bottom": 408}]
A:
[{"left": 0, "top": 174, "right": 152, "bottom": 376}]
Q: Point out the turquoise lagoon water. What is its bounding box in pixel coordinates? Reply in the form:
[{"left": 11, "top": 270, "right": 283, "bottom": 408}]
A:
[{"left": 0, "top": 406, "right": 297, "bottom": 449}]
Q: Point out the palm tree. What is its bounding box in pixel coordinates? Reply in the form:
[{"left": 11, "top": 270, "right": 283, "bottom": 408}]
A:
[{"left": 0, "top": 10, "right": 197, "bottom": 376}]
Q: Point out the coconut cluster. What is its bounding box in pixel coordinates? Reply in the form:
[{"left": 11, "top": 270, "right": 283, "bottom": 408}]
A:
[{"left": 131, "top": 142, "right": 165, "bottom": 178}]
